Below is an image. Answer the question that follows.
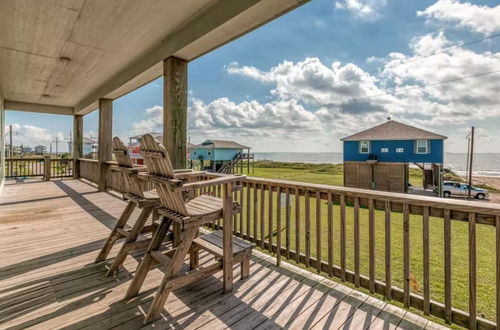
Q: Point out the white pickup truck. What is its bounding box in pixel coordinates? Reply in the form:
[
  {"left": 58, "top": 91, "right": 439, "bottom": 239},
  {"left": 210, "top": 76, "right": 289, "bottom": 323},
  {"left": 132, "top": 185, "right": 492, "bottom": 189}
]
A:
[{"left": 441, "top": 181, "right": 489, "bottom": 199}]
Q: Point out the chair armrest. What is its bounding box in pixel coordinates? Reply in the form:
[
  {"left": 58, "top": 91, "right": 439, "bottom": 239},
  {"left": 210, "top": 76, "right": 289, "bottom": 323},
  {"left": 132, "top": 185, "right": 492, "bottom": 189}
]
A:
[{"left": 179, "top": 175, "right": 245, "bottom": 191}]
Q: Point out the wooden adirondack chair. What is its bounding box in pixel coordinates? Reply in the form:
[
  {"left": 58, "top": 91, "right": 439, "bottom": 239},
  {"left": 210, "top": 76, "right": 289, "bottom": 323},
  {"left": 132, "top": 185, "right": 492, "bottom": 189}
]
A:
[
  {"left": 94, "top": 137, "right": 161, "bottom": 276},
  {"left": 124, "top": 134, "right": 254, "bottom": 324}
]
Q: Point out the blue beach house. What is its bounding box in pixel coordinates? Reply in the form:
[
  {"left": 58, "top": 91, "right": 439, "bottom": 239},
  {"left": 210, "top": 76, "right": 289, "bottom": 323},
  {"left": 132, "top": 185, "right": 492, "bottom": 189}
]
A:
[
  {"left": 190, "top": 140, "right": 253, "bottom": 173},
  {"left": 341, "top": 120, "right": 447, "bottom": 193}
]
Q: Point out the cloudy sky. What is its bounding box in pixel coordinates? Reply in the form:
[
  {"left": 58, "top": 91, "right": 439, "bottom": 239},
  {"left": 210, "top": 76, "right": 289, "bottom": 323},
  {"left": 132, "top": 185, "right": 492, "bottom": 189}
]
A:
[{"left": 5, "top": 0, "right": 500, "bottom": 153}]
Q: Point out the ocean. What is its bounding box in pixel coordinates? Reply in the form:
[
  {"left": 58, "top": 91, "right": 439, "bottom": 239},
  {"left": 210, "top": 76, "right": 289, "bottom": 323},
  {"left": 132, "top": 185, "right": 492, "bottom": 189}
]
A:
[{"left": 254, "top": 152, "right": 500, "bottom": 177}]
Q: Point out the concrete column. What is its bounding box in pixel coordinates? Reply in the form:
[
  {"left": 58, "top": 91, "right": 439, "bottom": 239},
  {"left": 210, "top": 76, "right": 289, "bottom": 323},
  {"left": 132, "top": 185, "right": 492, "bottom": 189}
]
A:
[
  {"left": 73, "top": 115, "right": 83, "bottom": 179},
  {"left": 163, "top": 56, "right": 188, "bottom": 169},
  {"left": 98, "top": 98, "right": 113, "bottom": 191}
]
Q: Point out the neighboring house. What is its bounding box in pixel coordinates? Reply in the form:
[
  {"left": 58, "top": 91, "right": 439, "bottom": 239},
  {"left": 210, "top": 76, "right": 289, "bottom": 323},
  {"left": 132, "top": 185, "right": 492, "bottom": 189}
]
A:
[
  {"left": 341, "top": 120, "right": 447, "bottom": 193},
  {"left": 83, "top": 137, "right": 97, "bottom": 157},
  {"left": 127, "top": 133, "right": 162, "bottom": 165},
  {"left": 22, "top": 146, "right": 33, "bottom": 153},
  {"left": 190, "top": 140, "right": 252, "bottom": 173},
  {"left": 34, "top": 145, "right": 46, "bottom": 155}
]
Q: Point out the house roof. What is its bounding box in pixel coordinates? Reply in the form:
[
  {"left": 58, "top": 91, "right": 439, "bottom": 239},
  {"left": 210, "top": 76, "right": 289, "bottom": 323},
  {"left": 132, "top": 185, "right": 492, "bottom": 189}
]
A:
[
  {"left": 194, "top": 139, "right": 250, "bottom": 149},
  {"left": 341, "top": 120, "right": 447, "bottom": 141},
  {"left": 83, "top": 137, "right": 97, "bottom": 144},
  {"left": 129, "top": 132, "right": 162, "bottom": 140}
]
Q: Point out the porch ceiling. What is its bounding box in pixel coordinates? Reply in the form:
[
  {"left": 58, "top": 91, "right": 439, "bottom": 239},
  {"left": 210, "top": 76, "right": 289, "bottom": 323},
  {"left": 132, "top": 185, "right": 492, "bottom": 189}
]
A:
[{"left": 0, "top": 0, "right": 308, "bottom": 116}]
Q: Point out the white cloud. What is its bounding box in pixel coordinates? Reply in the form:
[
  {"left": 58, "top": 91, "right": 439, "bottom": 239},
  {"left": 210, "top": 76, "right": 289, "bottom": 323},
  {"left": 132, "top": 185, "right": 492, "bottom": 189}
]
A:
[
  {"left": 418, "top": 0, "right": 500, "bottom": 35},
  {"left": 335, "top": 0, "right": 387, "bottom": 21},
  {"left": 132, "top": 105, "right": 163, "bottom": 134},
  {"left": 6, "top": 124, "right": 66, "bottom": 150}
]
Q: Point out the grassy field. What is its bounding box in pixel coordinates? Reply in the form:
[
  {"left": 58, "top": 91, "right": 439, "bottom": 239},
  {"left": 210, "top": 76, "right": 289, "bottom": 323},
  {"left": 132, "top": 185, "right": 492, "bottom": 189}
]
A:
[{"left": 234, "top": 161, "right": 497, "bottom": 323}]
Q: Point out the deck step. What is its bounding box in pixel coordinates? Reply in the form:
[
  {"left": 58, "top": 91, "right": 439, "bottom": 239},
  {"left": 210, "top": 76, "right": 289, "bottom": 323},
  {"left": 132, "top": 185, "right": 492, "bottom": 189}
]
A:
[{"left": 193, "top": 230, "right": 255, "bottom": 258}]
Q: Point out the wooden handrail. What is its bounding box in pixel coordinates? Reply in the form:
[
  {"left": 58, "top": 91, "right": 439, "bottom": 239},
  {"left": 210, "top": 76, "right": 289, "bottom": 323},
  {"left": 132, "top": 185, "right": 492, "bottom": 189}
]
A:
[{"left": 73, "top": 162, "right": 500, "bottom": 329}]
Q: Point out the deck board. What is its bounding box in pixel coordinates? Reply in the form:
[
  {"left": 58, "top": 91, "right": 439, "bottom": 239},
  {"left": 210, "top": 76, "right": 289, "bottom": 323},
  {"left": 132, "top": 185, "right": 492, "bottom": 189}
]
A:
[{"left": 0, "top": 179, "right": 449, "bottom": 329}]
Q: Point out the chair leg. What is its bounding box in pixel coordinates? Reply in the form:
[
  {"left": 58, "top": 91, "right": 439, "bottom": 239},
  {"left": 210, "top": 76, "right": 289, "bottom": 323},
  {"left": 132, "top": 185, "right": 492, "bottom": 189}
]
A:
[
  {"left": 144, "top": 226, "right": 199, "bottom": 324},
  {"left": 241, "top": 255, "right": 250, "bottom": 279},
  {"left": 125, "top": 217, "right": 172, "bottom": 299},
  {"left": 95, "top": 201, "right": 136, "bottom": 263},
  {"left": 106, "top": 206, "right": 153, "bottom": 276}
]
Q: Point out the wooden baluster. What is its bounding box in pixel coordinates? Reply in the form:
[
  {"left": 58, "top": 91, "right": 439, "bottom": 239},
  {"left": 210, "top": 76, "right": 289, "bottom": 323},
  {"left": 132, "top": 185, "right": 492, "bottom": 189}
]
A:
[
  {"left": 369, "top": 198, "right": 375, "bottom": 294},
  {"left": 423, "top": 206, "right": 430, "bottom": 315},
  {"left": 469, "top": 212, "right": 477, "bottom": 330},
  {"left": 268, "top": 185, "right": 274, "bottom": 253},
  {"left": 233, "top": 189, "right": 238, "bottom": 235},
  {"left": 246, "top": 182, "right": 251, "bottom": 240},
  {"left": 285, "top": 188, "right": 291, "bottom": 260},
  {"left": 305, "top": 190, "right": 311, "bottom": 268},
  {"left": 403, "top": 203, "right": 410, "bottom": 308},
  {"left": 354, "top": 196, "right": 360, "bottom": 287},
  {"left": 444, "top": 208, "right": 452, "bottom": 324},
  {"left": 340, "top": 194, "right": 346, "bottom": 281},
  {"left": 253, "top": 183, "right": 258, "bottom": 243},
  {"left": 385, "top": 200, "right": 392, "bottom": 300},
  {"left": 295, "top": 188, "right": 301, "bottom": 264},
  {"left": 276, "top": 186, "right": 282, "bottom": 265},
  {"left": 496, "top": 215, "right": 500, "bottom": 327},
  {"left": 327, "top": 192, "right": 333, "bottom": 277},
  {"left": 316, "top": 191, "right": 321, "bottom": 273},
  {"left": 260, "top": 184, "right": 265, "bottom": 249},
  {"left": 239, "top": 184, "right": 244, "bottom": 237}
]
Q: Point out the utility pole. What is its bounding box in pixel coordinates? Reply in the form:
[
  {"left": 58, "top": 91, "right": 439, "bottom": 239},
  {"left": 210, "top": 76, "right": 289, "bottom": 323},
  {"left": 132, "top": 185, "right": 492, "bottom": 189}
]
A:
[
  {"left": 52, "top": 136, "right": 59, "bottom": 157},
  {"left": 467, "top": 126, "right": 475, "bottom": 200},
  {"left": 66, "top": 131, "right": 72, "bottom": 156},
  {"left": 9, "top": 124, "right": 13, "bottom": 158},
  {"left": 49, "top": 143, "right": 52, "bottom": 157}
]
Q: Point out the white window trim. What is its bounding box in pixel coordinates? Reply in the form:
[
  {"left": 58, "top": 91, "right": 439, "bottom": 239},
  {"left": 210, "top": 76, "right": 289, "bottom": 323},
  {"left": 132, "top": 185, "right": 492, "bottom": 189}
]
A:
[
  {"left": 416, "top": 139, "right": 429, "bottom": 154},
  {"left": 359, "top": 140, "right": 370, "bottom": 154}
]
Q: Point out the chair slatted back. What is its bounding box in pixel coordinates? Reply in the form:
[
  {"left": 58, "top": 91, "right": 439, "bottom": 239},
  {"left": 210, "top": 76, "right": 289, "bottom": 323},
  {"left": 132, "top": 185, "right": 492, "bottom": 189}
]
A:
[
  {"left": 112, "top": 137, "right": 144, "bottom": 198},
  {"left": 140, "top": 134, "right": 188, "bottom": 215}
]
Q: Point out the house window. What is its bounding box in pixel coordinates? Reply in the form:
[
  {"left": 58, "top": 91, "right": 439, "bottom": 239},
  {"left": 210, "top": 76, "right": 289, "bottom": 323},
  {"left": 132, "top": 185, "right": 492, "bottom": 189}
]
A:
[
  {"left": 381, "top": 148, "right": 389, "bottom": 153},
  {"left": 416, "top": 140, "right": 428, "bottom": 154},
  {"left": 396, "top": 148, "right": 404, "bottom": 153},
  {"left": 359, "top": 141, "right": 370, "bottom": 154}
]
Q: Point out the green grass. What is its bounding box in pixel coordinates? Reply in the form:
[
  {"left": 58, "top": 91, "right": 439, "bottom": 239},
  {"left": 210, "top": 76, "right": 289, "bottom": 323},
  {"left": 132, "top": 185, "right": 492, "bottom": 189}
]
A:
[{"left": 233, "top": 161, "right": 497, "bottom": 323}]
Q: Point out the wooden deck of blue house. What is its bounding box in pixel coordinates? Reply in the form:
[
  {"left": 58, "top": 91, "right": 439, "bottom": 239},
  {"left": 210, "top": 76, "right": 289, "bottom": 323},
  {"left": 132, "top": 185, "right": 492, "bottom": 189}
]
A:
[{"left": 0, "top": 179, "right": 448, "bottom": 329}]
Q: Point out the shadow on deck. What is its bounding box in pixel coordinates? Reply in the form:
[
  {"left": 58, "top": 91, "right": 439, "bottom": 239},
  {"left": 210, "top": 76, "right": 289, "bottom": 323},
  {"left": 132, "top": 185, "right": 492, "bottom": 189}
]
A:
[{"left": 0, "top": 179, "right": 448, "bottom": 329}]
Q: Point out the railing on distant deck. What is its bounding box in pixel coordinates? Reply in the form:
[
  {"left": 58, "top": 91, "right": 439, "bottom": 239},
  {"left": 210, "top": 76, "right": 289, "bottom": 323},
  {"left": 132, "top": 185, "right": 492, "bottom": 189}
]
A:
[
  {"left": 5, "top": 157, "right": 73, "bottom": 179},
  {"left": 74, "top": 159, "right": 500, "bottom": 329}
]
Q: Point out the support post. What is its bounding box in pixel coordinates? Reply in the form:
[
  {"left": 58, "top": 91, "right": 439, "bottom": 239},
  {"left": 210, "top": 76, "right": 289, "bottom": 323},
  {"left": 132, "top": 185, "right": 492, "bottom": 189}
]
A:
[
  {"left": 163, "top": 57, "right": 188, "bottom": 169},
  {"left": 73, "top": 115, "right": 83, "bottom": 179},
  {"left": 98, "top": 98, "right": 113, "bottom": 191},
  {"left": 43, "top": 155, "right": 51, "bottom": 181}
]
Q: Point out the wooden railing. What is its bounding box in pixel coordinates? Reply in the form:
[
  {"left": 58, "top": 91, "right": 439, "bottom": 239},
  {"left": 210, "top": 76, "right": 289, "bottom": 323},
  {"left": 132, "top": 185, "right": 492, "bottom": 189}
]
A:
[
  {"left": 195, "top": 173, "right": 500, "bottom": 330},
  {"left": 78, "top": 159, "right": 154, "bottom": 193},
  {"left": 75, "top": 163, "right": 500, "bottom": 329},
  {"left": 5, "top": 157, "right": 73, "bottom": 179}
]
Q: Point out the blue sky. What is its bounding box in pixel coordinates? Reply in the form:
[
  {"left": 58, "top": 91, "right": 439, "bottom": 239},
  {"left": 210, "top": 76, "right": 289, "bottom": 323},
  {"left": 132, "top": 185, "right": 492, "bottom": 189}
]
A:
[{"left": 6, "top": 0, "right": 500, "bottom": 153}]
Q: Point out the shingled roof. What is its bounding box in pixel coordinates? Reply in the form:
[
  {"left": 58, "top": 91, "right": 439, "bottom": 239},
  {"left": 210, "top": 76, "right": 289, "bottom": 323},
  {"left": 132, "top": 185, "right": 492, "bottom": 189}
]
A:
[
  {"left": 194, "top": 140, "right": 250, "bottom": 149},
  {"left": 341, "top": 120, "right": 447, "bottom": 141}
]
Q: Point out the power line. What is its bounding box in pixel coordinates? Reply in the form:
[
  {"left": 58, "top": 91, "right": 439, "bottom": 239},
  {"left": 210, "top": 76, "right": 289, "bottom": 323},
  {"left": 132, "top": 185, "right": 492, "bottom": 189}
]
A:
[
  {"left": 306, "top": 68, "right": 500, "bottom": 111},
  {"left": 288, "top": 31, "right": 500, "bottom": 94}
]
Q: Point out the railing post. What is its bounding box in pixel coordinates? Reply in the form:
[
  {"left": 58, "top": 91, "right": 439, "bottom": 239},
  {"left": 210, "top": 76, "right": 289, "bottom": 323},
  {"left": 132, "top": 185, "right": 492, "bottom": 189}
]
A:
[{"left": 43, "top": 155, "right": 51, "bottom": 181}]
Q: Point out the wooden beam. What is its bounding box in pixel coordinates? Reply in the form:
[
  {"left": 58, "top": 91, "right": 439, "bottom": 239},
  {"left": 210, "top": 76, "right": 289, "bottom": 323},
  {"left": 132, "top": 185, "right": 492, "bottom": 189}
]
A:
[
  {"left": 75, "top": 0, "right": 261, "bottom": 115},
  {"left": 4, "top": 100, "right": 74, "bottom": 115},
  {"left": 98, "top": 99, "right": 113, "bottom": 191},
  {"left": 73, "top": 115, "right": 83, "bottom": 179},
  {"left": 163, "top": 57, "right": 187, "bottom": 169}
]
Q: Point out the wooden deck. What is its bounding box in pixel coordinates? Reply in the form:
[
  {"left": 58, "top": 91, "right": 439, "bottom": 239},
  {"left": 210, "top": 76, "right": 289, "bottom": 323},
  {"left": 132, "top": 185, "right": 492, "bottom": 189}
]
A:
[{"left": 0, "top": 179, "right": 449, "bottom": 329}]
